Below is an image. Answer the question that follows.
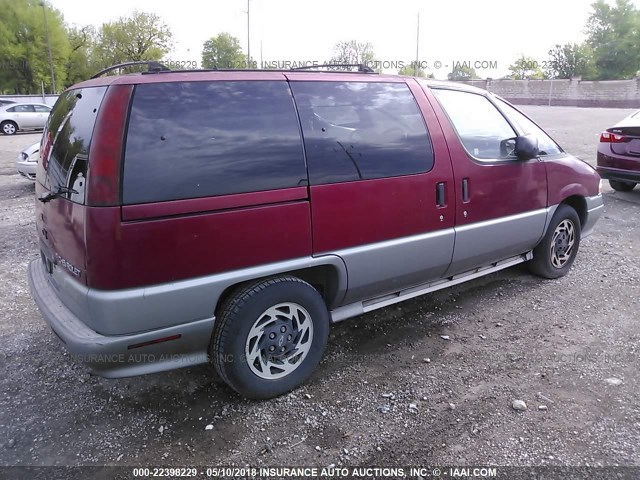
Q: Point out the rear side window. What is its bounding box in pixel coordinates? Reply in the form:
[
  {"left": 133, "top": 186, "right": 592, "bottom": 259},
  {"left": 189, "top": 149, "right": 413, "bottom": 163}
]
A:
[
  {"left": 290, "top": 82, "right": 433, "bottom": 185},
  {"left": 42, "top": 86, "right": 108, "bottom": 204},
  {"left": 123, "top": 81, "right": 306, "bottom": 204},
  {"left": 432, "top": 89, "right": 516, "bottom": 160}
]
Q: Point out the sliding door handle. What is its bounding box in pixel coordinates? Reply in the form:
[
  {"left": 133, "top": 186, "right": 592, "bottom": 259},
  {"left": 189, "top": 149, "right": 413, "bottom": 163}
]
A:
[
  {"left": 462, "top": 178, "right": 470, "bottom": 203},
  {"left": 436, "top": 182, "right": 446, "bottom": 207}
]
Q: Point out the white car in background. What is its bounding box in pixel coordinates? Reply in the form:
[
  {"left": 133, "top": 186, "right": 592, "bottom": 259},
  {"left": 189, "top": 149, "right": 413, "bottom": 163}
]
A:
[
  {"left": 0, "top": 103, "right": 52, "bottom": 135},
  {"left": 15, "top": 142, "right": 40, "bottom": 181}
]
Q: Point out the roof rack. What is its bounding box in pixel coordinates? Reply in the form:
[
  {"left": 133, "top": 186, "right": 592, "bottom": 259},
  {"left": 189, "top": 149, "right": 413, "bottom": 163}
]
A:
[
  {"left": 90, "top": 62, "right": 378, "bottom": 79},
  {"left": 91, "top": 61, "right": 171, "bottom": 79},
  {"left": 291, "top": 63, "right": 376, "bottom": 73}
]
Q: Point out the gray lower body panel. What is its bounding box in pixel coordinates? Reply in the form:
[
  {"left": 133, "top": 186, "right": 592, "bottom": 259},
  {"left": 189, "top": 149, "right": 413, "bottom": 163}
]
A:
[
  {"left": 445, "top": 208, "right": 548, "bottom": 276},
  {"left": 28, "top": 259, "right": 214, "bottom": 378},
  {"left": 40, "top": 254, "right": 348, "bottom": 336},
  {"left": 337, "top": 229, "right": 455, "bottom": 305},
  {"left": 331, "top": 251, "right": 533, "bottom": 323}
]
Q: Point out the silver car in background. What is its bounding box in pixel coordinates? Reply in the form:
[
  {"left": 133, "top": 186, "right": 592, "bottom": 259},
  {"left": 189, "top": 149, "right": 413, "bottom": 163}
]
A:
[
  {"left": 0, "top": 103, "right": 52, "bottom": 135},
  {"left": 15, "top": 141, "right": 40, "bottom": 181}
]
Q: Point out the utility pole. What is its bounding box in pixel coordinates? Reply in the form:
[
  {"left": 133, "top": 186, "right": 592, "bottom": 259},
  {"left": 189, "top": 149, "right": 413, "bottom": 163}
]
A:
[
  {"left": 414, "top": 12, "right": 420, "bottom": 76},
  {"left": 41, "top": 1, "right": 56, "bottom": 93},
  {"left": 247, "top": 0, "right": 251, "bottom": 68}
]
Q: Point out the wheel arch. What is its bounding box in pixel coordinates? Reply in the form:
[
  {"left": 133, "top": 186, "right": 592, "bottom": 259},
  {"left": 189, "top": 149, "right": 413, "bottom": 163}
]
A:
[
  {"left": 560, "top": 195, "right": 587, "bottom": 228},
  {"left": 214, "top": 262, "right": 347, "bottom": 318}
]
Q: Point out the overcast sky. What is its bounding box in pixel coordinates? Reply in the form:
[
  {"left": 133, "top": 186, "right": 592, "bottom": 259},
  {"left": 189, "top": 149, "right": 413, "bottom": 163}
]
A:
[{"left": 51, "top": 0, "right": 627, "bottom": 78}]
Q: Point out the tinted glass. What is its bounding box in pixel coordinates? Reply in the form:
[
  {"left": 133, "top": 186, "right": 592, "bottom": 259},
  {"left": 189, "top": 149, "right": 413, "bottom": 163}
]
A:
[
  {"left": 123, "top": 81, "right": 306, "bottom": 204},
  {"left": 291, "top": 81, "right": 433, "bottom": 184},
  {"left": 41, "top": 87, "right": 107, "bottom": 204},
  {"left": 432, "top": 89, "right": 516, "bottom": 160},
  {"left": 496, "top": 99, "right": 563, "bottom": 156},
  {"left": 34, "top": 105, "right": 52, "bottom": 113}
]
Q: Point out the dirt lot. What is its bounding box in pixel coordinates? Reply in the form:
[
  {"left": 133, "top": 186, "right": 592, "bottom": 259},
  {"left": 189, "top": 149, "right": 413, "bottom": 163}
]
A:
[{"left": 0, "top": 107, "right": 639, "bottom": 472}]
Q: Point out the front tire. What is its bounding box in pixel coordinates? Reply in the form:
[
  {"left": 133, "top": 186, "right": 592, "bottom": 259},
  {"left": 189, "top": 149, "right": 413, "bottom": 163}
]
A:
[
  {"left": 529, "top": 204, "right": 581, "bottom": 279},
  {"left": 609, "top": 179, "right": 636, "bottom": 192},
  {"left": 1, "top": 121, "right": 17, "bottom": 135},
  {"left": 211, "top": 276, "right": 329, "bottom": 399}
]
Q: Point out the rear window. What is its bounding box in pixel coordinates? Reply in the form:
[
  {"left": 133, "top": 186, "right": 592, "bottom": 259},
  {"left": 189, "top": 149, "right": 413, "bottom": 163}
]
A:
[
  {"left": 41, "top": 86, "right": 108, "bottom": 204},
  {"left": 122, "top": 81, "right": 306, "bottom": 205},
  {"left": 290, "top": 81, "right": 433, "bottom": 185}
]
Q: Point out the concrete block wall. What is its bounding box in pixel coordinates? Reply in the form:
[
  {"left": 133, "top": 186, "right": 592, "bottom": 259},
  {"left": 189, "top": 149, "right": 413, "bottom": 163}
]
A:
[{"left": 456, "top": 78, "right": 640, "bottom": 108}]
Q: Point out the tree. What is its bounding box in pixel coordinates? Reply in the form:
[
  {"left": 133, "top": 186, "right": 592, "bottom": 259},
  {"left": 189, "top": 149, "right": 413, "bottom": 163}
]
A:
[
  {"left": 201, "top": 33, "right": 247, "bottom": 69},
  {"left": 330, "top": 40, "right": 376, "bottom": 69},
  {"left": 546, "top": 42, "right": 597, "bottom": 79},
  {"left": 447, "top": 63, "right": 479, "bottom": 81},
  {"left": 0, "top": 0, "right": 70, "bottom": 94},
  {"left": 585, "top": 0, "right": 640, "bottom": 79},
  {"left": 65, "top": 25, "right": 95, "bottom": 86},
  {"left": 93, "top": 11, "right": 172, "bottom": 69},
  {"left": 507, "top": 55, "right": 546, "bottom": 79}
]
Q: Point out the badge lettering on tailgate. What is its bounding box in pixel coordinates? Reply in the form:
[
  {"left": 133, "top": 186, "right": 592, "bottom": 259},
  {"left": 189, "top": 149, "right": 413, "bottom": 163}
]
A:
[{"left": 55, "top": 254, "right": 81, "bottom": 277}]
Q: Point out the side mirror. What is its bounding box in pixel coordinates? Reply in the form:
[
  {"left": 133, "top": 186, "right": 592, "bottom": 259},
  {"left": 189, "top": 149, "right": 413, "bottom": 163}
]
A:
[{"left": 514, "top": 134, "right": 539, "bottom": 160}]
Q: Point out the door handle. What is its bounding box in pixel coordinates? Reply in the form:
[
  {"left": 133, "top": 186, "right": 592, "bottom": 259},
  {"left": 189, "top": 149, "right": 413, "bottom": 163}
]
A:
[
  {"left": 436, "top": 182, "right": 446, "bottom": 207},
  {"left": 462, "top": 178, "right": 470, "bottom": 203}
]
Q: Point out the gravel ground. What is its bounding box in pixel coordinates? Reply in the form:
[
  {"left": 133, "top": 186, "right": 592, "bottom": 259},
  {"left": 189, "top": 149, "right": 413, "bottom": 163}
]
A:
[{"left": 0, "top": 106, "right": 639, "bottom": 470}]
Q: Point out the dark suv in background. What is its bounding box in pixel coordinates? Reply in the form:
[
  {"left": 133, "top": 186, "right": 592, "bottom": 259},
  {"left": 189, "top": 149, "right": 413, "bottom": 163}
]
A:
[{"left": 28, "top": 66, "right": 603, "bottom": 399}]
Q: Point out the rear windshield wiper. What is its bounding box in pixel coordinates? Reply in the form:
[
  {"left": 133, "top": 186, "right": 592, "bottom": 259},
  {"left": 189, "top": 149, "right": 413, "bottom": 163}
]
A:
[{"left": 38, "top": 186, "right": 78, "bottom": 203}]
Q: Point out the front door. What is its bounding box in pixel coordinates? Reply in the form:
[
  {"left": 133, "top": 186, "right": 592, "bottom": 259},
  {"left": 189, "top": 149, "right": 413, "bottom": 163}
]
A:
[
  {"left": 426, "top": 87, "right": 548, "bottom": 275},
  {"left": 288, "top": 77, "right": 456, "bottom": 305}
]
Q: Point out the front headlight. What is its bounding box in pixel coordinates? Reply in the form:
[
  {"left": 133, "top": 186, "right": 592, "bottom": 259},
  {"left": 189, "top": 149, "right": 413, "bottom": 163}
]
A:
[{"left": 20, "top": 152, "right": 28, "bottom": 161}]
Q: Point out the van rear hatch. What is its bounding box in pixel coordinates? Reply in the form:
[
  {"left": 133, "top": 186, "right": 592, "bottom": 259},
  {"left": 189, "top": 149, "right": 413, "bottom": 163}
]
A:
[{"left": 35, "top": 84, "right": 130, "bottom": 293}]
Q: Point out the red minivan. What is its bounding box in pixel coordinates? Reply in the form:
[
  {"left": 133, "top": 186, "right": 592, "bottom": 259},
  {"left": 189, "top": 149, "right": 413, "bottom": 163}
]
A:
[{"left": 28, "top": 66, "right": 603, "bottom": 399}]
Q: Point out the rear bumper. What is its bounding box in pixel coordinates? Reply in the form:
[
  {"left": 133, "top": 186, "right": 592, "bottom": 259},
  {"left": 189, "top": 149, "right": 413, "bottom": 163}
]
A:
[
  {"left": 596, "top": 167, "right": 640, "bottom": 183},
  {"left": 27, "top": 259, "right": 214, "bottom": 378},
  {"left": 582, "top": 194, "right": 604, "bottom": 238}
]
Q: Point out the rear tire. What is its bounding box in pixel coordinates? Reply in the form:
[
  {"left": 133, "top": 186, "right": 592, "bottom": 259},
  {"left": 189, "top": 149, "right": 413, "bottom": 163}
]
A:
[
  {"left": 211, "top": 276, "right": 329, "bottom": 399},
  {"left": 1, "top": 121, "right": 17, "bottom": 135},
  {"left": 609, "top": 179, "right": 636, "bottom": 192},
  {"left": 529, "top": 204, "right": 581, "bottom": 279}
]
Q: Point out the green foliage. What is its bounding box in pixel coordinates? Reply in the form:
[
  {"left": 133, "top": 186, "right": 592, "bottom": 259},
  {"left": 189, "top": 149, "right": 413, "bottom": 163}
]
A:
[
  {"left": 547, "top": 42, "right": 597, "bottom": 79},
  {"left": 585, "top": 0, "right": 640, "bottom": 79},
  {"left": 398, "top": 63, "right": 428, "bottom": 77},
  {"left": 0, "top": 0, "right": 70, "bottom": 94},
  {"left": 92, "top": 10, "right": 173, "bottom": 69},
  {"left": 447, "top": 63, "right": 479, "bottom": 81},
  {"left": 507, "top": 55, "right": 547, "bottom": 80},
  {"left": 201, "top": 33, "right": 247, "bottom": 69},
  {"left": 330, "top": 40, "right": 376, "bottom": 69},
  {"left": 64, "top": 25, "right": 95, "bottom": 87}
]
